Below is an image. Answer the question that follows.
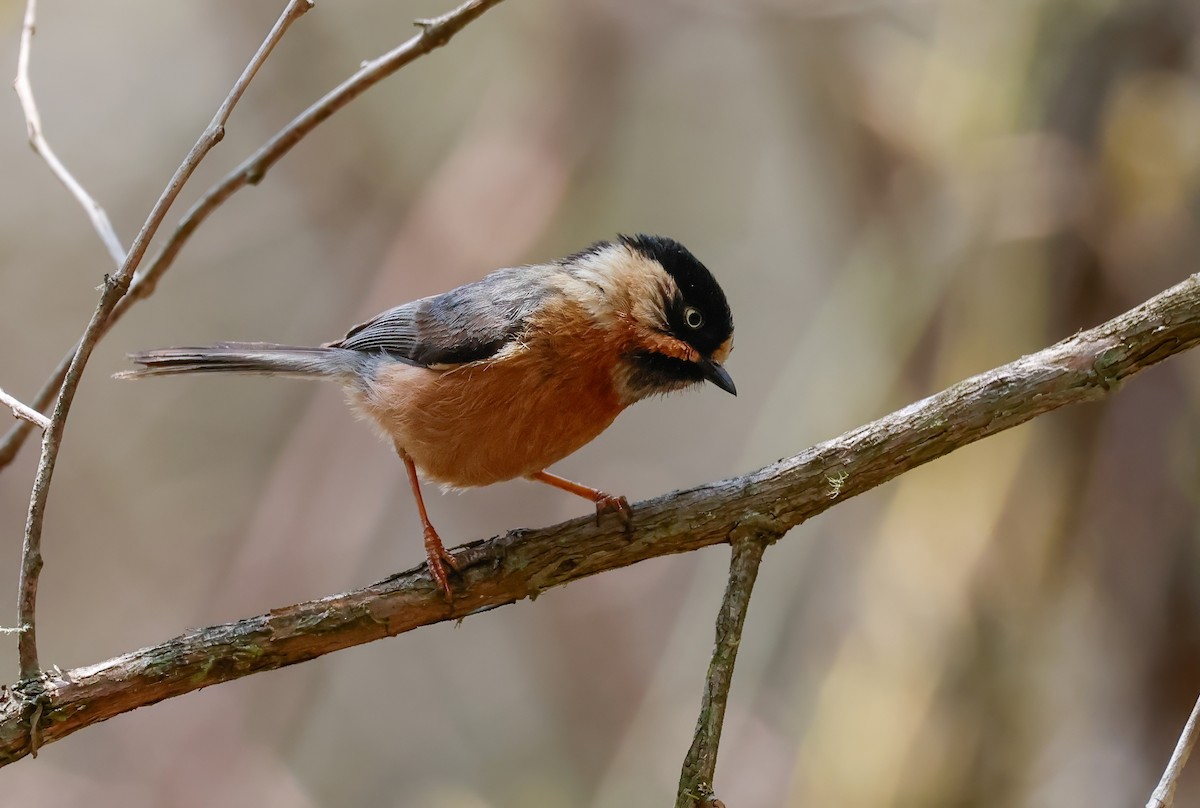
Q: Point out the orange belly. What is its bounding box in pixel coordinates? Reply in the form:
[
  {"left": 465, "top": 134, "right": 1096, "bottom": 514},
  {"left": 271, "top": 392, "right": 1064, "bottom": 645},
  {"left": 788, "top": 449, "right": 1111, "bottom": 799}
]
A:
[{"left": 347, "top": 347, "right": 627, "bottom": 488}]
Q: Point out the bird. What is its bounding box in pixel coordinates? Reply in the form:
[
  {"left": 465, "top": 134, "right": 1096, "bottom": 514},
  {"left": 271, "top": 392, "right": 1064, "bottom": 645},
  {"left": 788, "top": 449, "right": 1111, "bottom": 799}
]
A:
[{"left": 119, "top": 234, "right": 735, "bottom": 598}]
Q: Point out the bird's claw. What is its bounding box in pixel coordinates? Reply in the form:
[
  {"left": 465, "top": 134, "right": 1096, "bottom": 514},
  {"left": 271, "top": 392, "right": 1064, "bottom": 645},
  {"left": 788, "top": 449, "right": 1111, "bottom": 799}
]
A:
[
  {"left": 594, "top": 494, "right": 632, "bottom": 532},
  {"left": 423, "top": 526, "right": 461, "bottom": 600}
]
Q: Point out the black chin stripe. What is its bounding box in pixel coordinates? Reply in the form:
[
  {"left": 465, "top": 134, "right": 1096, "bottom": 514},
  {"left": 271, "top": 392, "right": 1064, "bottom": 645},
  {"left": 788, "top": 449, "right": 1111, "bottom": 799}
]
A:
[{"left": 625, "top": 351, "right": 704, "bottom": 393}]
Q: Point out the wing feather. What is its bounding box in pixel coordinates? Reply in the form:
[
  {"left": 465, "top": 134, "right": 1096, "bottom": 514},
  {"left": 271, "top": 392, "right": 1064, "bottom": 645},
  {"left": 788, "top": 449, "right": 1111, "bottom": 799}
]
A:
[{"left": 329, "top": 265, "right": 560, "bottom": 367}]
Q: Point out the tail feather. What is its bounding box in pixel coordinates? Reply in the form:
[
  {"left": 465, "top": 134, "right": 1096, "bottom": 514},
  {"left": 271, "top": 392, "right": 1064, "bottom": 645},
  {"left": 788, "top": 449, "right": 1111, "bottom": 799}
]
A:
[{"left": 116, "top": 342, "right": 360, "bottom": 380}]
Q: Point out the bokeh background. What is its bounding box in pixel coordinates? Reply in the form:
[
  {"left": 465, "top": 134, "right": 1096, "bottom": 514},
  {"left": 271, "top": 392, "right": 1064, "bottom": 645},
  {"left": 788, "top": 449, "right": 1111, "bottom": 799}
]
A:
[{"left": 2, "top": 0, "right": 1200, "bottom": 805}]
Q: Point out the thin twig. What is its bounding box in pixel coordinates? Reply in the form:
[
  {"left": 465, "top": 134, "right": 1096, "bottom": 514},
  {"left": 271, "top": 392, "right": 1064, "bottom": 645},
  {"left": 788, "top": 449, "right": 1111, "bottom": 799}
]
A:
[
  {"left": 2, "top": 271, "right": 1200, "bottom": 765},
  {"left": 0, "top": 388, "right": 48, "bottom": 431},
  {"left": 1147, "top": 695, "right": 1200, "bottom": 808},
  {"left": 13, "top": 0, "right": 125, "bottom": 266},
  {"left": 0, "top": 361, "right": 59, "bottom": 469},
  {"left": 15, "top": 0, "right": 314, "bottom": 682},
  {"left": 0, "top": 0, "right": 510, "bottom": 473},
  {"left": 676, "top": 529, "right": 773, "bottom": 808}
]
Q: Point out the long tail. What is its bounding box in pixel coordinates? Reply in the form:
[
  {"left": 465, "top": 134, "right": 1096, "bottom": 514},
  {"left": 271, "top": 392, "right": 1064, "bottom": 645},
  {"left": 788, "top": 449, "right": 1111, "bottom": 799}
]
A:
[{"left": 116, "top": 342, "right": 364, "bottom": 380}]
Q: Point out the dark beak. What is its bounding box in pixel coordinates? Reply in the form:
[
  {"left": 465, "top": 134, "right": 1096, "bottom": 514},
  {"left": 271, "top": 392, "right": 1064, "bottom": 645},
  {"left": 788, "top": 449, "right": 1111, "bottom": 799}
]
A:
[{"left": 700, "top": 358, "right": 737, "bottom": 396}]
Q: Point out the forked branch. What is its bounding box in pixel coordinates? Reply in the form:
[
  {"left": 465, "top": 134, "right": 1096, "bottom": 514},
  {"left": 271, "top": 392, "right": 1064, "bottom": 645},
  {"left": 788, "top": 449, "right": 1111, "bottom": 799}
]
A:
[
  {"left": 15, "top": 0, "right": 315, "bottom": 682},
  {"left": 11, "top": 0, "right": 510, "bottom": 689}
]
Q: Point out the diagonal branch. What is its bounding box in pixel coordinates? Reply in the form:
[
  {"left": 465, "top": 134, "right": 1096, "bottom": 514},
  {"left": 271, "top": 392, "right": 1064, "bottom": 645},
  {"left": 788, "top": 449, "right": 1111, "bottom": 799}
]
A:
[
  {"left": 0, "top": 0, "right": 511, "bottom": 473},
  {"left": 15, "top": 0, "right": 314, "bottom": 683},
  {"left": 13, "top": 0, "right": 126, "bottom": 267},
  {"left": 1147, "top": 694, "right": 1200, "bottom": 808},
  {"left": 2, "top": 272, "right": 1199, "bottom": 766}
]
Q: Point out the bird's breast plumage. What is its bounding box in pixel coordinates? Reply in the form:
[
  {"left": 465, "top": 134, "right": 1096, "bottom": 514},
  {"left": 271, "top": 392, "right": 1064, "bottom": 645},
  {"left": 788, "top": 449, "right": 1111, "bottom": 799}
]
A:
[{"left": 347, "top": 296, "right": 631, "bottom": 488}]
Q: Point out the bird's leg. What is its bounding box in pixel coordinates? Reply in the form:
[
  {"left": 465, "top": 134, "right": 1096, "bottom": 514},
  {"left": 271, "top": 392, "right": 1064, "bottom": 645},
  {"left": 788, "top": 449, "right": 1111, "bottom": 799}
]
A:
[
  {"left": 396, "top": 444, "right": 461, "bottom": 598},
  {"left": 529, "top": 470, "right": 632, "bottom": 530}
]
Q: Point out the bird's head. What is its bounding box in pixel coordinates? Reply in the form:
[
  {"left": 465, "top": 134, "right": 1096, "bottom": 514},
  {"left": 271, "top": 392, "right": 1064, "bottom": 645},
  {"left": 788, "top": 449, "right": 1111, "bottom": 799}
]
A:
[{"left": 566, "top": 234, "right": 735, "bottom": 402}]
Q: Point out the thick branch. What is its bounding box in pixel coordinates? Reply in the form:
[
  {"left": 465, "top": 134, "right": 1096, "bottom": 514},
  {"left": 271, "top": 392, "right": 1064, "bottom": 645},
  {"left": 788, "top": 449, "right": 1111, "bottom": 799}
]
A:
[
  {"left": 16, "top": 0, "right": 314, "bottom": 682},
  {"left": 1, "top": 273, "right": 1198, "bottom": 765},
  {"left": 676, "top": 531, "right": 771, "bottom": 808},
  {"left": 0, "top": 0, "right": 509, "bottom": 472}
]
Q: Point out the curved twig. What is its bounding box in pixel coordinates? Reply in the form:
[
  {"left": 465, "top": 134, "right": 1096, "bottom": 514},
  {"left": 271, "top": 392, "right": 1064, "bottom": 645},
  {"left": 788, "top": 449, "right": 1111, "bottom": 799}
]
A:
[
  {"left": 13, "top": 0, "right": 126, "bottom": 267},
  {"left": 2, "top": 271, "right": 1198, "bottom": 766}
]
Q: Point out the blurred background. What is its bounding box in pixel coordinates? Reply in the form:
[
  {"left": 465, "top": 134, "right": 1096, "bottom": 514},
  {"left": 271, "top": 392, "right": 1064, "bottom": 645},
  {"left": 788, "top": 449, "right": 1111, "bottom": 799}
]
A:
[{"left": 1, "top": 0, "right": 1200, "bottom": 805}]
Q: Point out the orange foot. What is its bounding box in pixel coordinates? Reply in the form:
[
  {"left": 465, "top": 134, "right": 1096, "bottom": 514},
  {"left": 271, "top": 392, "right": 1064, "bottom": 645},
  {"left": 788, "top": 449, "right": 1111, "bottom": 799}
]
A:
[
  {"left": 593, "top": 493, "right": 632, "bottom": 531},
  {"left": 423, "top": 525, "right": 462, "bottom": 600},
  {"left": 528, "top": 470, "right": 634, "bottom": 534}
]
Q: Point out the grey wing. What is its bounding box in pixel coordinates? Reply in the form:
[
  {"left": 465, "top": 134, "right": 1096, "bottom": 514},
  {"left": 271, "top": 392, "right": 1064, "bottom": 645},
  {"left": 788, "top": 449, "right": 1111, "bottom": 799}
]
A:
[{"left": 329, "top": 265, "right": 560, "bottom": 367}]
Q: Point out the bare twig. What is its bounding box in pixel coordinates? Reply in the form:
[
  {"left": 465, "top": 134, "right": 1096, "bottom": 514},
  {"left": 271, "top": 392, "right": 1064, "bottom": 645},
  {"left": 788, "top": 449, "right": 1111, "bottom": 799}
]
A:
[
  {"left": 15, "top": 0, "right": 314, "bottom": 682},
  {"left": 0, "top": 388, "right": 48, "bottom": 431},
  {"left": 676, "top": 530, "right": 772, "bottom": 808},
  {"left": 0, "top": 411, "right": 38, "bottom": 469},
  {"left": 13, "top": 0, "right": 125, "bottom": 266},
  {"left": 0, "top": 357, "right": 60, "bottom": 470},
  {"left": 1147, "top": 695, "right": 1200, "bottom": 808},
  {"left": 2, "top": 271, "right": 1199, "bottom": 765},
  {"left": 0, "top": 0, "right": 510, "bottom": 473}
]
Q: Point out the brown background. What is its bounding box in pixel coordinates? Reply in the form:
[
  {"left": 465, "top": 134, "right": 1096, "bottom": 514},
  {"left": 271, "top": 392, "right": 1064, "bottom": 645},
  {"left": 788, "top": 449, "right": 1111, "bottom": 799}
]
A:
[{"left": 2, "top": 0, "right": 1200, "bottom": 805}]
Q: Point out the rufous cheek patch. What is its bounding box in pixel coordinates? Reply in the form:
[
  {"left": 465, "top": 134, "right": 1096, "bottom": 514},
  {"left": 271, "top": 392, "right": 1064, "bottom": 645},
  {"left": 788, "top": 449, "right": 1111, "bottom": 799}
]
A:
[{"left": 641, "top": 330, "right": 700, "bottom": 364}]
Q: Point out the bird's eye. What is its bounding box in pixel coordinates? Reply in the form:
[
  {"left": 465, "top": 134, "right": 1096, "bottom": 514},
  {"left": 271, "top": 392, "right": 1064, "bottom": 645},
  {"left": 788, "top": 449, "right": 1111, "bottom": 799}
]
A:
[{"left": 684, "top": 306, "right": 704, "bottom": 329}]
